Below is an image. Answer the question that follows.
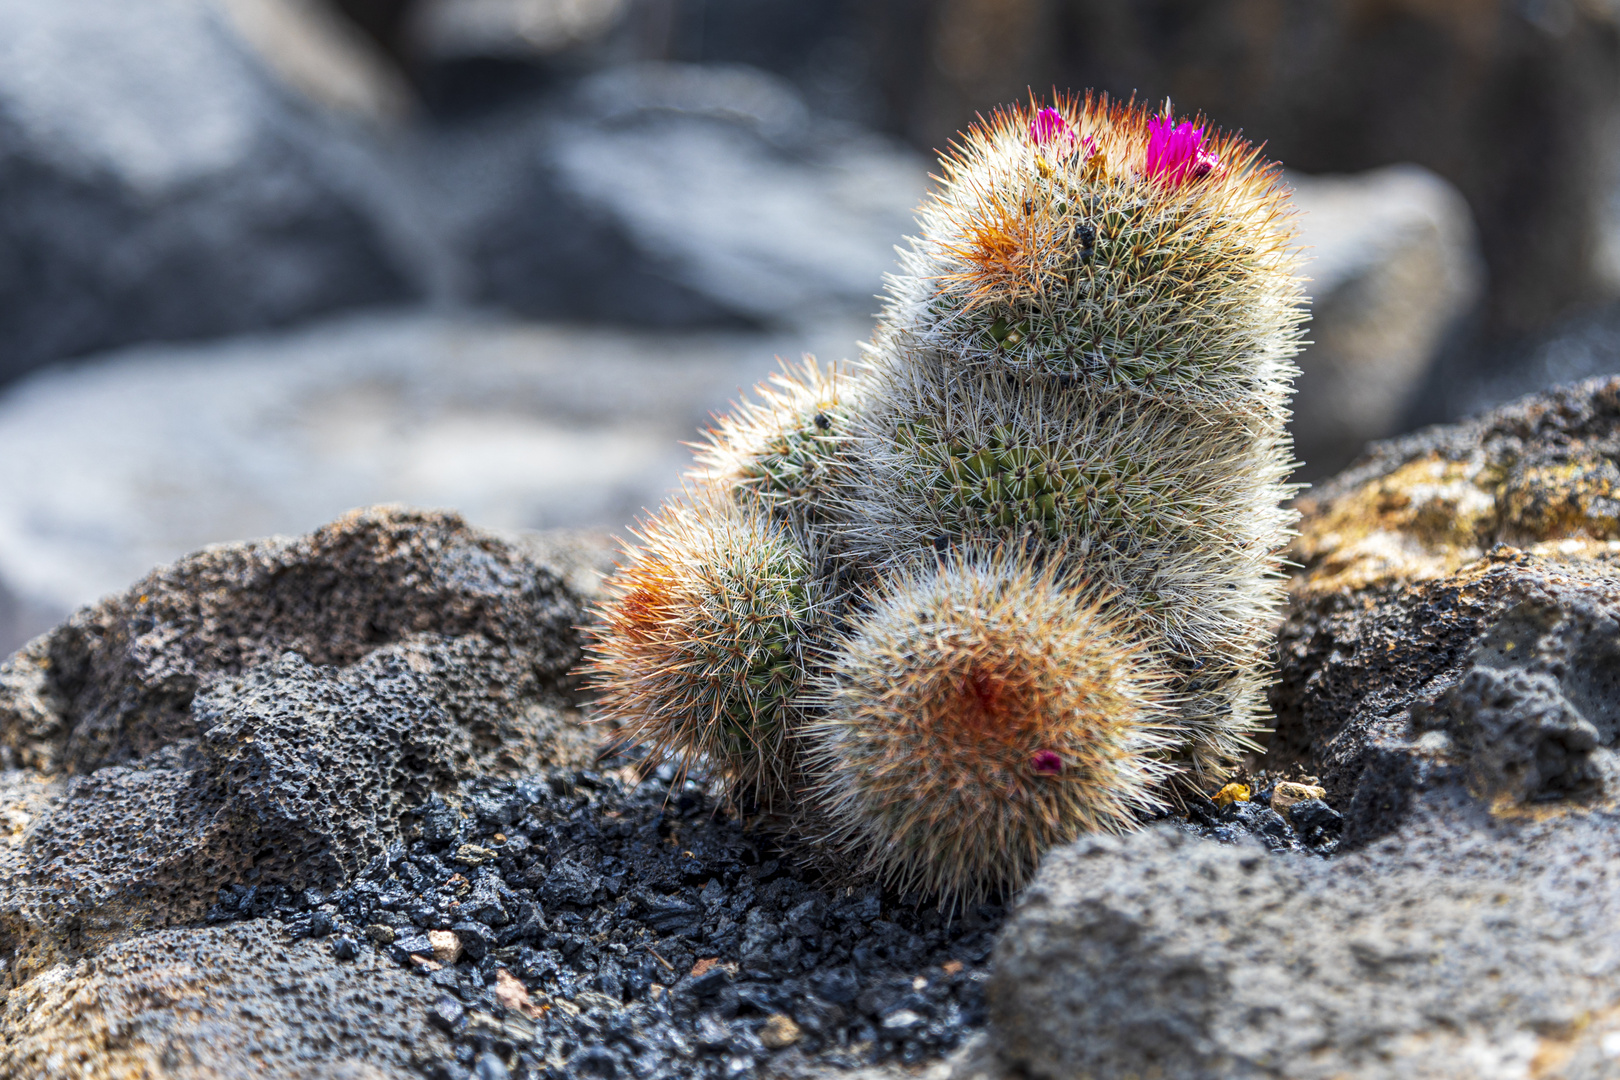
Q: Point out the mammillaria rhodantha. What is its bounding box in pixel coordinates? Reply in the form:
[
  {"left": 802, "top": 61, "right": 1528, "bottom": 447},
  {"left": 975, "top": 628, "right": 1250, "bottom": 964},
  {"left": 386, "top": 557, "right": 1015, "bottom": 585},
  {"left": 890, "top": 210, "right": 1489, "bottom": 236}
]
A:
[{"left": 589, "top": 93, "right": 1305, "bottom": 906}]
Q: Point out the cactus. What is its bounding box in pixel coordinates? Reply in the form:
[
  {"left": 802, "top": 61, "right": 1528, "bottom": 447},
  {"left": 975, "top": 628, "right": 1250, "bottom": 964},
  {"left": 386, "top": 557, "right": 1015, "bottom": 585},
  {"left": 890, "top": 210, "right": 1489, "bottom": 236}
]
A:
[
  {"left": 839, "top": 95, "right": 1302, "bottom": 778},
  {"left": 587, "top": 93, "right": 1304, "bottom": 903},
  {"left": 691, "top": 356, "right": 855, "bottom": 531},
  {"left": 587, "top": 493, "right": 825, "bottom": 808},
  {"left": 805, "top": 549, "right": 1171, "bottom": 906}
]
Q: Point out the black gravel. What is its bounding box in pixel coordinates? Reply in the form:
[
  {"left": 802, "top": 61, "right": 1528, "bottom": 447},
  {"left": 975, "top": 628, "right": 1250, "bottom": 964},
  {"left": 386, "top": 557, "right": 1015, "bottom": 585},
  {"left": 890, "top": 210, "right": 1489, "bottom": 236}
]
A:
[
  {"left": 200, "top": 752, "right": 1346, "bottom": 1079},
  {"left": 211, "top": 757, "right": 1004, "bottom": 1079}
]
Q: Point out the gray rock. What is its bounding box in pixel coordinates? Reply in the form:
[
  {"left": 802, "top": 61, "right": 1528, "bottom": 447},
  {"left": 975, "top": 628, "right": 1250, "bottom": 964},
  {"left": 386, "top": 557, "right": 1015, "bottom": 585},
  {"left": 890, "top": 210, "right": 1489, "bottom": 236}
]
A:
[
  {"left": 0, "top": 920, "right": 454, "bottom": 1078},
  {"left": 1289, "top": 166, "right": 1484, "bottom": 479},
  {"left": 0, "top": 0, "right": 428, "bottom": 381},
  {"left": 405, "top": 0, "right": 629, "bottom": 62},
  {"left": 986, "top": 816, "right": 1620, "bottom": 1080},
  {"left": 212, "top": 0, "right": 414, "bottom": 124},
  {"left": 429, "top": 62, "right": 928, "bottom": 328},
  {"left": 1277, "top": 376, "right": 1620, "bottom": 841},
  {"left": 0, "top": 506, "right": 591, "bottom": 984},
  {"left": 0, "top": 309, "right": 865, "bottom": 656}
]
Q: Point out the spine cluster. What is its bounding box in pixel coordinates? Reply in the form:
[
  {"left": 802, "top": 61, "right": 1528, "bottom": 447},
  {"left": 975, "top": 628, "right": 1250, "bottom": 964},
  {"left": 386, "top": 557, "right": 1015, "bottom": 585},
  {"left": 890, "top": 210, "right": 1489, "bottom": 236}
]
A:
[{"left": 589, "top": 94, "right": 1304, "bottom": 906}]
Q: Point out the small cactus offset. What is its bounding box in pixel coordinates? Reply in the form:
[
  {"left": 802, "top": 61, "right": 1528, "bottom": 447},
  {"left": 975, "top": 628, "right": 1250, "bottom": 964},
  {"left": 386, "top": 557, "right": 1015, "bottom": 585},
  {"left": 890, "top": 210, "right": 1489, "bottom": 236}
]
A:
[
  {"left": 806, "top": 548, "right": 1173, "bottom": 901},
  {"left": 588, "top": 492, "right": 826, "bottom": 809},
  {"left": 589, "top": 93, "right": 1305, "bottom": 906}
]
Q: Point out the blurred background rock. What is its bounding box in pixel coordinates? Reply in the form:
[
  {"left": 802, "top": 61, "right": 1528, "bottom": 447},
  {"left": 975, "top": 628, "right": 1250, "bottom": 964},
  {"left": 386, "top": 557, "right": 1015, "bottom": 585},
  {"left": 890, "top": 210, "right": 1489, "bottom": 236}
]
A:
[{"left": 0, "top": 0, "right": 1614, "bottom": 653}]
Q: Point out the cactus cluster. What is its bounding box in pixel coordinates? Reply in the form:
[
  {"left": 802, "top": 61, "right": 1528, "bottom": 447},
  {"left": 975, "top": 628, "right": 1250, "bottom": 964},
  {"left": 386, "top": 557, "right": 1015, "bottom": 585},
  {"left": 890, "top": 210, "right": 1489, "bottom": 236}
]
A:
[{"left": 589, "top": 94, "right": 1304, "bottom": 907}]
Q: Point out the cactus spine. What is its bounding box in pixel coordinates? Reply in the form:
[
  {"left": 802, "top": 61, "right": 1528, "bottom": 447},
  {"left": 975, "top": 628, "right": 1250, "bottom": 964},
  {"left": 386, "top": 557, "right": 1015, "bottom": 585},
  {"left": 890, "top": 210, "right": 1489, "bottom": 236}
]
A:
[
  {"left": 806, "top": 549, "right": 1171, "bottom": 904},
  {"left": 588, "top": 493, "right": 824, "bottom": 808},
  {"left": 588, "top": 93, "right": 1304, "bottom": 904}
]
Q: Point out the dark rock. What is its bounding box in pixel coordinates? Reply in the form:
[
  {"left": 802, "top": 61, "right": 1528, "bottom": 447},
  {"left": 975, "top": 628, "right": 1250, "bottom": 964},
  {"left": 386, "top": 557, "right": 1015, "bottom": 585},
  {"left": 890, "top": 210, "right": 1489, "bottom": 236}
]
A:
[
  {"left": 0, "top": 507, "right": 591, "bottom": 984},
  {"left": 685, "top": 966, "right": 732, "bottom": 1001},
  {"left": 0, "top": 0, "right": 425, "bottom": 384},
  {"left": 1275, "top": 376, "right": 1620, "bottom": 841},
  {"left": 539, "top": 858, "right": 601, "bottom": 908},
  {"left": 0, "top": 921, "right": 454, "bottom": 1075},
  {"left": 986, "top": 819, "right": 1620, "bottom": 1080},
  {"left": 451, "top": 921, "right": 493, "bottom": 962},
  {"left": 391, "top": 933, "right": 434, "bottom": 965},
  {"left": 330, "top": 936, "right": 360, "bottom": 961},
  {"left": 429, "top": 994, "right": 468, "bottom": 1036},
  {"left": 421, "top": 794, "right": 463, "bottom": 846},
  {"left": 1286, "top": 799, "right": 1343, "bottom": 847}
]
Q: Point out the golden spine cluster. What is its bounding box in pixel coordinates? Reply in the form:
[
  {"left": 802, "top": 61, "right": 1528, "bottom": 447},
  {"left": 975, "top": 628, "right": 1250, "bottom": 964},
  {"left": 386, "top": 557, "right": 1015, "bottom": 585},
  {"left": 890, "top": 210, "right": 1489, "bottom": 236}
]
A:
[{"left": 588, "top": 93, "right": 1304, "bottom": 906}]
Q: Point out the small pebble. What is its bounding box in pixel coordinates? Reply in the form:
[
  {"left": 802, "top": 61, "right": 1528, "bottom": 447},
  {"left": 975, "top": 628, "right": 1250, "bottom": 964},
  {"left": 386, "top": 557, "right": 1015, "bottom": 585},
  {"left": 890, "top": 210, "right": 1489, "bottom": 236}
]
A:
[
  {"left": 329, "top": 937, "right": 359, "bottom": 961},
  {"left": 473, "top": 1052, "right": 509, "bottom": 1080},
  {"left": 1272, "top": 781, "right": 1328, "bottom": 815},
  {"left": 759, "top": 1013, "right": 802, "bottom": 1049},
  {"left": 429, "top": 929, "right": 463, "bottom": 965},
  {"left": 364, "top": 924, "right": 395, "bottom": 946},
  {"left": 1213, "top": 782, "right": 1251, "bottom": 808}
]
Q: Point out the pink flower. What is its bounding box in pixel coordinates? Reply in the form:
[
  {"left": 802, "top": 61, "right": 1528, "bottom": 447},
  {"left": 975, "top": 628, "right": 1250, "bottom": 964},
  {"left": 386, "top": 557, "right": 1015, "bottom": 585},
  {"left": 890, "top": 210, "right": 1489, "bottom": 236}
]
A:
[
  {"left": 1029, "top": 107, "right": 1073, "bottom": 146},
  {"left": 1030, "top": 749, "right": 1064, "bottom": 776},
  {"left": 1144, "top": 115, "right": 1220, "bottom": 186},
  {"left": 1029, "top": 108, "right": 1098, "bottom": 161}
]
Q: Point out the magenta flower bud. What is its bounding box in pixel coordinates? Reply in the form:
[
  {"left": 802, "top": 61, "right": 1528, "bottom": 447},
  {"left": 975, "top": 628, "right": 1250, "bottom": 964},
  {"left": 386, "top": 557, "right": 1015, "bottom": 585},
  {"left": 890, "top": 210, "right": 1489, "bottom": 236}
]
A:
[
  {"left": 1030, "top": 749, "right": 1064, "bottom": 775},
  {"left": 1029, "top": 107, "right": 1074, "bottom": 147},
  {"left": 1145, "top": 114, "right": 1221, "bottom": 186}
]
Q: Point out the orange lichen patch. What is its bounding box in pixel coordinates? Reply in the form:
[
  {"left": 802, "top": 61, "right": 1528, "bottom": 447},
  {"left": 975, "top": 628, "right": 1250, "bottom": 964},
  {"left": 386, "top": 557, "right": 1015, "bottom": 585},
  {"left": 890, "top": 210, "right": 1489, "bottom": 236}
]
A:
[
  {"left": 1497, "top": 456, "right": 1620, "bottom": 545},
  {"left": 1293, "top": 454, "right": 1499, "bottom": 593}
]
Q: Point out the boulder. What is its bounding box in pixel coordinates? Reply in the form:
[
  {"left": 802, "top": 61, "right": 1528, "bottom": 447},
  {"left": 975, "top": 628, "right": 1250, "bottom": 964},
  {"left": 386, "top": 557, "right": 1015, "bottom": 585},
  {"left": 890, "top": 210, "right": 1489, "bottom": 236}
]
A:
[
  {"left": 0, "top": 310, "right": 862, "bottom": 656},
  {"left": 0, "top": 0, "right": 428, "bottom": 382},
  {"left": 425, "top": 61, "right": 929, "bottom": 328},
  {"left": 0, "top": 921, "right": 455, "bottom": 1079},
  {"left": 985, "top": 818, "right": 1620, "bottom": 1080},
  {"left": 1275, "top": 375, "right": 1620, "bottom": 839},
  {"left": 0, "top": 506, "right": 590, "bottom": 984},
  {"left": 1288, "top": 166, "right": 1483, "bottom": 480}
]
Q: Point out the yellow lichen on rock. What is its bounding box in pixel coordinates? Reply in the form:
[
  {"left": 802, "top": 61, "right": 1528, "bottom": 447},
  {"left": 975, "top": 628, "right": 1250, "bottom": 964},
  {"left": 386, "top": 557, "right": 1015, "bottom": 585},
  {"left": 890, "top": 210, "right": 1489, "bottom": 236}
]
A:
[
  {"left": 1293, "top": 454, "right": 1498, "bottom": 593},
  {"left": 1497, "top": 454, "right": 1620, "bottom": 544}
]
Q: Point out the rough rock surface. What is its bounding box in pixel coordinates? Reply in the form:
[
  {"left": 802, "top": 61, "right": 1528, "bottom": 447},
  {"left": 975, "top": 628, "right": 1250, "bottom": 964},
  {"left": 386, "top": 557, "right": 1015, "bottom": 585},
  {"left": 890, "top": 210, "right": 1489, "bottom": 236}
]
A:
[
  {"left": 0, "top": 920, "right": 455, "bottom": 1079},
  {"left": 988, "top": 814, "right": 1620, "bottom": 1080},
  {"left": 1275, "top": 375, "right": 1620, "bottom": 839},
  {"left": 0, "top": 506, "right": 588, "bottom": 986},
  {"left": 0, "top": 0, "right": 427, "bottom": 381}
]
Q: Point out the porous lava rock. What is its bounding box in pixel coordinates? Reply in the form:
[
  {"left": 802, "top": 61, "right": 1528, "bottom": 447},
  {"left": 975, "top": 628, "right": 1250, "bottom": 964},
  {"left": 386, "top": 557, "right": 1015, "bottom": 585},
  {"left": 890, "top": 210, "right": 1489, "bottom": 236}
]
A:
[
  {"left": 0, "top": 506, "right": 589, "bottom": 985},
  {"left": 1274, "top": 375, "right": 1620, "bottom": 842},
  {"left": 0, "top": 920, "right": 454, "bottom": 1079},
  {"left": 985, "top": 814, "right": 1620, "bottom": 1080}
]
